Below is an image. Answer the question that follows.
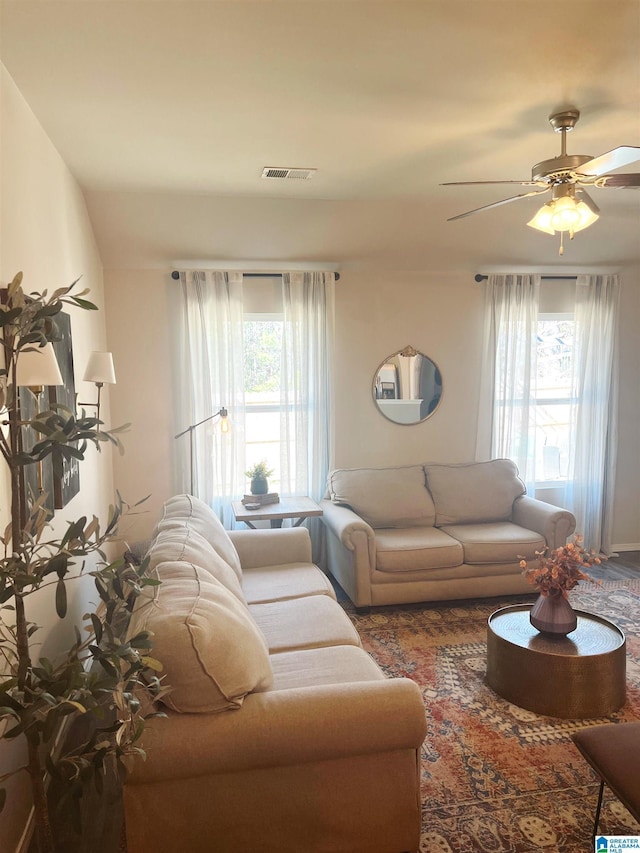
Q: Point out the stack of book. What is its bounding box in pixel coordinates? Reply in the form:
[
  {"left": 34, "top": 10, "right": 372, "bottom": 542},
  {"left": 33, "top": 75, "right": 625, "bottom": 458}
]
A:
[{"left": 241, "top": 492, "right": 280, "bottom": 506}]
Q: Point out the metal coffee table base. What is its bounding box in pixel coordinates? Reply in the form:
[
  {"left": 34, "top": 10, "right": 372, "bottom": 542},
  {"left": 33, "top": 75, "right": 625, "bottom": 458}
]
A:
[{"left": 486, "top": 605, "right": 626, "bottom": 719}]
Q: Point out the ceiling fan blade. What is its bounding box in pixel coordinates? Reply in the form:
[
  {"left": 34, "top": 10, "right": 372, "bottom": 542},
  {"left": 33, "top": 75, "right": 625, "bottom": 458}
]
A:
[
  {"left": 441, "top": 179, "right": 543, "bottom": 187},
  {"left": 447, "top": 188, "right": 550, "bottom": 222},
  {"left": 575, "top": 146, "right": 640, "bottom": 177},
  {"left": 577, "top": 189, "right": 600, "bottom": 214},
  {"left": 595, "top": 173, "right": 640, "bottom": 188}
]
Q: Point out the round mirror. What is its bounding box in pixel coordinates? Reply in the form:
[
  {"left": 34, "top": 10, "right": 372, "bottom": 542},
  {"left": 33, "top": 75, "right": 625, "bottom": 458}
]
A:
[{"left": 372, "top": 345, "right": 443, "bottom": 425}]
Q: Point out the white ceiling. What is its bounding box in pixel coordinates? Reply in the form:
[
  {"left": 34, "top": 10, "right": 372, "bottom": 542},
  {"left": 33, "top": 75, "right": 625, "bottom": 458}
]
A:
[{"left": 1, "top": 0, "right": 639, "bottom": 272}]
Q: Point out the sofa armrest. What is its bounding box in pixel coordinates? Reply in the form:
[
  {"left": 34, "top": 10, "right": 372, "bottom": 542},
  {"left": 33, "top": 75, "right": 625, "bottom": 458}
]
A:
[
  {"left": 512, "top": 495, "right": 576, "bottom": 549},
  {"left": 129, "top": 678, "right": 427, "bottom": 784},
  {"left": 228, "top": 527, "right": 312, "bottom": 569},
  {"left": 320, "top": 500, "right": 376, "bottom": 556}
]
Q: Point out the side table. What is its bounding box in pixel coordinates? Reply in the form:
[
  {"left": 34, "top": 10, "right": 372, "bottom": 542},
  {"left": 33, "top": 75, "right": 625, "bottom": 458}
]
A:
[
  {"left": 486, "top": 605, "right": 626, "bottom": 719},
  {"left": 232, "top": 496, "right": 323, "bottom": 529}
]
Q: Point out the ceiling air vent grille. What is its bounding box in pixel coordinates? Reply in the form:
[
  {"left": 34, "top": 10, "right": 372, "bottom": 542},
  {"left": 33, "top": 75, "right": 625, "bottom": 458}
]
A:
[{"left": 261, "top": 167, "right": 316, "bottom": 180}]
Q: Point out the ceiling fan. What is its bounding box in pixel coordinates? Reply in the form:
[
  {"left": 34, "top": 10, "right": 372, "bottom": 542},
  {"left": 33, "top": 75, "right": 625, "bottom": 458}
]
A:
[{"left": 442, "top": 108, "right": 640, "bottom": 254}]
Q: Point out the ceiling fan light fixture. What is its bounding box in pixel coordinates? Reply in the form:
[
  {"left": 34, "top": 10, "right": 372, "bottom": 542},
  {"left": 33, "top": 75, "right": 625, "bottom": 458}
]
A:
[{"left": 527, "top": 193, "right": 599, "bottom": 236}]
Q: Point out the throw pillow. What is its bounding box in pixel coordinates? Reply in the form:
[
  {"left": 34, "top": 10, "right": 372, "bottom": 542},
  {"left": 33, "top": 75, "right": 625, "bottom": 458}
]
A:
[
  {"left": 425, "top": 459, "right": 526, "bottom": 525},
  {"left": 128, "top": 560, "right": 273, "bottom": 714},
  {"left": 157, "top": 494, "right": 242, "bottom": 580},
  {"left": 328, "top": 465, "right": 436, "bottom": 528}
]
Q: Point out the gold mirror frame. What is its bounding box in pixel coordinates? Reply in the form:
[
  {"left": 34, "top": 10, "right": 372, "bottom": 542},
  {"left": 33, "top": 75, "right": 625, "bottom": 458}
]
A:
[{"left": 372, "top": 345, "right": 443, "bottom": 425}]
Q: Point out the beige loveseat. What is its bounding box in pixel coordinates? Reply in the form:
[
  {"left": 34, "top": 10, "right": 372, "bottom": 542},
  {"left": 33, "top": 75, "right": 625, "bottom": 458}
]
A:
[
  {"left": 321, "top": 459, "right": 576, "bottom": 608},
  {"left": 124, "top": 494, "right": 427, "bottom": 853}
]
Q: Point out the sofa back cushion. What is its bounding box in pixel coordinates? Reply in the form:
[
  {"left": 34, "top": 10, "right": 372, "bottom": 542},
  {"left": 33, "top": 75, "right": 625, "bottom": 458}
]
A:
[
  {"left": 128, "top": 560, "right": 273, "bottom": 713},
  {"left": 328, "top": 465, "right": 436, "bottom": 528},
  {"left": 425, "top": 459, "right": 525, "bottom": 526},
  {"left": 157, "top": 494, "right": 242, "bottom": 580},
  {"left": 147, "top": 526, "right": 246, "bottom": 604}
]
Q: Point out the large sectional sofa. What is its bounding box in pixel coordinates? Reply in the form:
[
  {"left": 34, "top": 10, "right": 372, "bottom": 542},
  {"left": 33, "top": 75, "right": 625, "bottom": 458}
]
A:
[
  {"left": 124, "top": 494, "right": 427, "bottom": 853},
  {"left": 321, "top": 459, "right": 576, "bottom": 608}
]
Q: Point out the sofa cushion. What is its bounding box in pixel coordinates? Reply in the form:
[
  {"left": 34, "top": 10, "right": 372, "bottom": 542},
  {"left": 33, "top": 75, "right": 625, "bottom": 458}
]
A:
[
  {"left": 328, "top": 465, "right": 436, "bottom": 528},
  {"left": 157, "top": 494, "right": 242, "bottom": 580},
  {"left": 440, "top": 522, "right": 546, "bottom": 564},
  {"left": 128, "top": 561, "right": 272, "bottom": 713},
  {"left": 269, "top": 645, "right": 386, "bottom": 691},
  {"left": 249, "top": 596, "right": 362, "bottom": 653},
  {"left": 374, "top": 527, "right": 463, "bottom": 572},
  {"left": 242, "top": 563, "right": 336, "bottom": 604},
  {"left": 147, "top": 526, "right": 246, "bottom": 603},
  {"left": 425, "top": 459, "right": 526, "bottom": 526}
]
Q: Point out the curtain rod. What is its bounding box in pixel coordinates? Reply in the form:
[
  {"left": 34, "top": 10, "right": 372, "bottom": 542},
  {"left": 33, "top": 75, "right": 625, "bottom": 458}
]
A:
[
  {"left": 474, "top": 273, "right": 578, "bottom": 282},
  {"left": 171, "top": 270, "right": 340, "bottom": 281}
]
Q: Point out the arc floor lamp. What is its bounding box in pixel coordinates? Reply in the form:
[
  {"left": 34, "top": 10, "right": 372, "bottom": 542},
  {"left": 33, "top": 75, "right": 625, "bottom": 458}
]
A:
[{"left": 175, "top": 407, "right": 229, "bottom": 495}]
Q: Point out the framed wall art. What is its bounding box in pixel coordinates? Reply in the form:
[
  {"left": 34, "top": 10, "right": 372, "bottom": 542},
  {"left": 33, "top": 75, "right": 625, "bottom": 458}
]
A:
[{"left": 49, "top": 311, "right": 80, "bottom": 508}]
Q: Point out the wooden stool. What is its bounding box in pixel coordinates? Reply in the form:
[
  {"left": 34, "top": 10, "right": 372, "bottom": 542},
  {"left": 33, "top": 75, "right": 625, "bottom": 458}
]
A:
[{"left": 572, "top": 722, "right": 640, "bottom": 840}]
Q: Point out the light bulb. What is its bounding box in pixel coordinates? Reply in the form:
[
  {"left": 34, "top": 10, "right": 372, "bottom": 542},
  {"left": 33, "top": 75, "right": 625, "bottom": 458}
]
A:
[
  {"left": 550, "top": 196, "right": 581, "bottom": 232},
  {"left": 572, "top": 201, "right": 599, "bottom": 233},
  {"left": 527, "top": 203, "right": 556, "bottom": 235}
]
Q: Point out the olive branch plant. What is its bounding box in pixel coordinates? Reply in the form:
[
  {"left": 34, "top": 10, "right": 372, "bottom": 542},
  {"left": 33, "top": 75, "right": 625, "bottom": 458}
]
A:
[{"left": 0, "top": 273, "right": 168, "bottom": 852}]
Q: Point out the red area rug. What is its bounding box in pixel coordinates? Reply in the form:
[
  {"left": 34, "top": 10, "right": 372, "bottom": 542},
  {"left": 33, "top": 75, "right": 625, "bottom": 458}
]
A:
[{"left": 344, "top": 580, "right": 640, "bottom": 852}]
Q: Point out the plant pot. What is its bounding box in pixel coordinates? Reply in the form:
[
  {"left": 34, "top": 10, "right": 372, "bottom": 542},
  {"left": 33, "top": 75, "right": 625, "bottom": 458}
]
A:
[
  {"left": 250, "top": 476, "right": 268, "bottom": 495},
  {"left": 529, "top": 590, "right": 577, "bottom": 636}
]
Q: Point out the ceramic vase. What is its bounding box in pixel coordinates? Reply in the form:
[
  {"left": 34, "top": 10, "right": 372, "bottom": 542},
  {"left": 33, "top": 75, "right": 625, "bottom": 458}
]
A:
[
  {"left": 250, "top": 476, "right": 268, "bottom": 495},
  {"left": 529, "top": 590, "right": 577, "bottom": 636}
]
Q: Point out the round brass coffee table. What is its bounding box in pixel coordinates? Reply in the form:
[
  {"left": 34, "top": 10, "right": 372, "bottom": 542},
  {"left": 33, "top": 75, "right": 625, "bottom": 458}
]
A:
[{"left": 486, "top": 605, "right": 626, "bottom": 719}]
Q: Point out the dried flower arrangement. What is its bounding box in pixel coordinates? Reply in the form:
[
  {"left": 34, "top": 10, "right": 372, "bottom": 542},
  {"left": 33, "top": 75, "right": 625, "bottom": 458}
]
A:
[{"left": 520, "top": 535, "right": 604, "bottom": 597}]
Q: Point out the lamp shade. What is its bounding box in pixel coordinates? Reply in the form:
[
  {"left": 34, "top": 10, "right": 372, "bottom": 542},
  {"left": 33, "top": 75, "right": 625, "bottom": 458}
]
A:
[
  {"left": 15, "top": 342, "right": 64, "bottom": 387},
  {"left": 83, "top": 351, "right": 116, "bottom": 384},
  {"left": 527, "top": 203, "right": 556, "bottom": 235},
  {"left": 528, "top": 190, "right": 599, "bottom": 236}
]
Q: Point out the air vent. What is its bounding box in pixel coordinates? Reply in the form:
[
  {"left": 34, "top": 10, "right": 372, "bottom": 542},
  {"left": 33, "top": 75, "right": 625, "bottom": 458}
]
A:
[{"left": 261, "top": 167, "right": 317, "bottom": 180}]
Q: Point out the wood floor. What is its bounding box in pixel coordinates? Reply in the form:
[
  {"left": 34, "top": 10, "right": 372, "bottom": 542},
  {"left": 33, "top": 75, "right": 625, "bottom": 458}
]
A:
[{"left": 589, "top": 550, "right": 640, "bottom": 580}]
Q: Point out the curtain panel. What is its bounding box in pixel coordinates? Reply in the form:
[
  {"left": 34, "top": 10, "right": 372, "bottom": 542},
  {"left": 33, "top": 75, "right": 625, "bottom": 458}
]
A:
[
  {"left": 565, "top": 274, "right": 620, "bottom": 555},
  {"left": 475, "top": 273, "right": 541, "bottom": 494},
  {"left": 281, "top": 272, "right": 335, "bottom": 556},
  {"left": 177, "top": 270, "right": 245, "bottom": 527}
]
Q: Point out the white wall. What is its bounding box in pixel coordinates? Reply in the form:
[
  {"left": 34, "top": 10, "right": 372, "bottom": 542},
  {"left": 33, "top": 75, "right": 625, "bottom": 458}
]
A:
[
  {"left": 103, "top": 269, "right": 177, "bottom": 542},
  {"left": 332, "top": 270, "right": 483, "bottom": 467},
  {"left": 0, "top": 65, "right": 114, "bottom": 851},
  {"left": 613, "top": 265, "right": 640, "bottom": 549}
]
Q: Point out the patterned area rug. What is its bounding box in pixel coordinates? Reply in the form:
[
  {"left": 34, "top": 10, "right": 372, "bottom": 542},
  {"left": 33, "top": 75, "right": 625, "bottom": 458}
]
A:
[{"left": 343, "top": 580, "right": 640, "bottom": 853}]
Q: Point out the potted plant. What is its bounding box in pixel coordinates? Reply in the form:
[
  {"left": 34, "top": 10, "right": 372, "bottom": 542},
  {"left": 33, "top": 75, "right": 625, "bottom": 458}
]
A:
[
  {"left": 245, "top": 459, "right": 274, "bottom": 495},
  {"left": 0, "top": 273, "right": 167, "bottom": 852},
  {"left": 520, "top": 536, "right": 603, "bottom": 635}
]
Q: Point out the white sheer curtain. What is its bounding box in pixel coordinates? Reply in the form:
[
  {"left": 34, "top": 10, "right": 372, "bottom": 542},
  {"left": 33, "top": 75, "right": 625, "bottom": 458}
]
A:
[
  {"left": 565, "top": 274, "right": 620, "bottom": 555},
  {"left": 177, "top": 270, "right": 245, "bottom": 527},
  {"left": 281, "top": 272, "right": 335, "bottom": 554},
  {"left": 476, "top": 273, "right": 541, "bottom": 493}
]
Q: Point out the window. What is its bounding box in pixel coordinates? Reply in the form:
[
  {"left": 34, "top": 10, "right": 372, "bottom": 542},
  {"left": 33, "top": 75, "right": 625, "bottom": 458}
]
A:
[
  {"left": 243, "top": 314, "right": 284, "bottom": 492},
  {"left": 179, "top": 269, "right": 333, "bottom": 538},
  {"left": 533, "top": 314, "right": 575, "bottom": 485}
]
